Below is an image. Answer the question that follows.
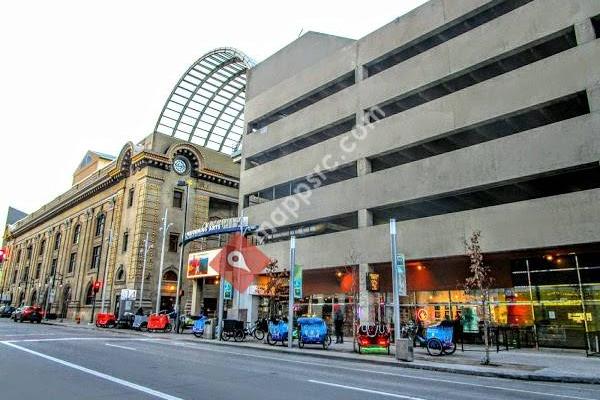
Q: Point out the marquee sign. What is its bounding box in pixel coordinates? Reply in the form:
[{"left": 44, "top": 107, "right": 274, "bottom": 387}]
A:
[{"left": 183, "top": 217, "right": 257, "bottom": 244}]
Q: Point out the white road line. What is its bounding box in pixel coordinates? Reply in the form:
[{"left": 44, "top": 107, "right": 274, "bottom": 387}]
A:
[
  {"left": 105, "top": 343, "right": 137, "bottom": 351},
  {"left": 0, "top": 341, "right": 183, "bottom": 400},
  {"left": 0, "top": 333, "right": 56, "bottom": 337},
  {"left": 158, "top": 342, "right": 597, "bottom": 400},
  {"left": 4, "top": 337, "right": 163, "bottom": 343},
  {"left": 309, "top": 380, "right": 426, "bottom": 400}
]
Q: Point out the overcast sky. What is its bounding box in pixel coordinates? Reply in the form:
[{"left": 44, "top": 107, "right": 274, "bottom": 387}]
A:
[{"left": 0, "top": 0, "right": 427, "bottom": 244}]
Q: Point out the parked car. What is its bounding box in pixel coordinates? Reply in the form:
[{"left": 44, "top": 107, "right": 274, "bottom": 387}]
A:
[
  {"left": 13, "top": 306, "right": 43, "bottom": 323},
  {"left": 0, "top": 305, "right": 16, "bottom": 318}
]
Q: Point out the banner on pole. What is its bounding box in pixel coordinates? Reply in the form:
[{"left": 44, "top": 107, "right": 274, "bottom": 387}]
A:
[
  {"left": 223, "top": 280, "right": 233, "bottom": 300},
  {"left": 293, "top": 265, "right": 302, "bottom": 299},
  {"left": 395, "top": 253, "right": 406, "bottom": 296}
]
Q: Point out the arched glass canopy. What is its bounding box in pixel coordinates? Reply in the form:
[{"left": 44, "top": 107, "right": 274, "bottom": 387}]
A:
[{"left": 155, "top": 47, "right": 255, "bottom": 155}]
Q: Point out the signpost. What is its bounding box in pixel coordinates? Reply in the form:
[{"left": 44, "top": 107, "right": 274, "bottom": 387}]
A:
[
  {"left": 390, "top": 219, "right": 412, "bottom": 361},
  {"left": 293, "top": 265, "right": 302, "bottom": 299},
  {"left": 288, "top": 236, "right": 296, "bottom": 348}
]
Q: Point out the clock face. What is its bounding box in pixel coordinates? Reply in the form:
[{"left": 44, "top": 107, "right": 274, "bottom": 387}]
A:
[{"left": 173, "top": 157, "right": 188, "bottom": 175}]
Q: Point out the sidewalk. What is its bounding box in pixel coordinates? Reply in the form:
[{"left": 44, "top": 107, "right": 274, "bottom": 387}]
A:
[{"left": 43, "top": 320, "right": 600, "bottom": 384}]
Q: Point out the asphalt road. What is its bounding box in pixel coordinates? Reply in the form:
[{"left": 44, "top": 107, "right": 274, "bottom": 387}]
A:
[{"left": 0, "top": 318, "right": 599, "bottom": 400}]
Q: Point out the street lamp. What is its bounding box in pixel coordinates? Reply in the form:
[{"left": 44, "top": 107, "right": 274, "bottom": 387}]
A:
[
  {"left": 91, "top": 197, "right": 117, "bottom": 323},
  {"left": 156, "top": 210, "right": 173, "bottom": 313},
  {"left": 174, "top": 180, "right": 190, "bottom": 333}
]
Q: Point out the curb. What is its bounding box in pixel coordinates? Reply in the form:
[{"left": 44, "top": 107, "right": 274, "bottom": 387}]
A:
[
  {"left": 175, "top": 337, "right": 600, "bottom": 384},
  {"left": 40, "top": 322, "right": 600, "bottom": 384}
]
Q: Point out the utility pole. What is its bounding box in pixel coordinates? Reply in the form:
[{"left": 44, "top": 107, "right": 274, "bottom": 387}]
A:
[
  {"left": 287, "top": 236, "right": 296, "bottom": 348},
  {"left": 174, "top": 180, "right": 190, "bottom": 333},
  {"left": 390, "top": 218, "right": 412, "bottom": 361},
  {"left": 139, "top": 232, "right": 150, "bottom": 309},
  {"left": 156, "top": 208, "right": 171, "bottom": 313},
  {"left": 100, "top": 229, "right": 113, "bottom": 314}
]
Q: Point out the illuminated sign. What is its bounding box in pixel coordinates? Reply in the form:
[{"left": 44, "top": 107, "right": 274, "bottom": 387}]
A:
[
  {"left": 366, "top": 273, "right": 380, "bottom": 292},
  {"left": 187, "top": 249, "right": 220, "bottom": 279},
  {"left": 184, "top": 217, "right": 257, "bottom": 243}
]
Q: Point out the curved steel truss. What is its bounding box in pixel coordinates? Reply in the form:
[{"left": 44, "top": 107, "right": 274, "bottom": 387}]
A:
[{"left": 155, "top": 47, "right": 255, "bottom": 155}]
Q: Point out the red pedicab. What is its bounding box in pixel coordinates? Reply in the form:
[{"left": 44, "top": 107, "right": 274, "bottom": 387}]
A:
[
  {"left": 147, "top": 313, "right": 172, "bottom": 333},
  {"left": 95, "top": 312, "right": 117, "bottom": 328}
]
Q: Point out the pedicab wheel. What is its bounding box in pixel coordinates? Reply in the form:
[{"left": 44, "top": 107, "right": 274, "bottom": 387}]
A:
[
  {"left": 325, "top": 334, "right": 332, "bottom": 347},
  {"left": 220, "top": 331, "right": 230, "bottom": 341},
  {"left": 281, "top": 336, "right": 288, "bottom": 347},
  {"left": 426, "top": 338, "right": 444, "bottom": 356},
  {"left": 443, "top": 341, "right": 457, "bottom": 355},
  {"left": 254, "top": 329, "right": 265, "bottom": 341},
  {"left": 322, "top": 338, "right": 329, "bottom": 350},
  {"left": 193, "top": 331, "right": 204, "bottom": 338},
  {"left": 107, "top": 321, "right": 116, "bottom": 328},
  {"left": 266, "top": 333, "right": 276, "bottom": 346},
  {"left": 165, "top": 323, "right": 173, "bottom": 333},
  {"left": 233, "top": 330, "right": 245, "bottom": 342},
  {"left": 140, "top": 322, "right": 148, "bottom": 332}
]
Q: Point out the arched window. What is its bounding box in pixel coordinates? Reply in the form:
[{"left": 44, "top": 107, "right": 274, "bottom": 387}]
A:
[
  {"left": 116, "top": 265, "right": 125, "bottom": 281},
  {"left": 73, "top": 224, "right": 81, "bottom": 244},
  {"left": 39, "top": 239, "right": 46, "bottom": 255},
  {"left": 163, "top": 271, "right": 177, "bottom": 281},
  {"left": 85, "top": 283, "right": 95, "bottom": 305},
  {"left": 95, "top": 214, "right": 105, "bottom": 237},
  {"left": 54, "top": 232, "right": 62, "bottom": 251}
]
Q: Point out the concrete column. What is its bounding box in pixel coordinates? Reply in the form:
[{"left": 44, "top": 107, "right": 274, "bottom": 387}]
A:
[
  {"left": 358, "top": 209, "right": 373, "bottom": 228},
  {"left": 587, "top": 85, "right": 600, "bottom": 113},
  {"left": 358, "top": 263, "right": 375, "bottom": 323},
  {"left": 575, "top": 19, "right": 596, "bottom": 45},
  {"left": 356, "top": 157, "right": 372, "bottom": 177},
  {"left": 190, "top": 279, "right": 202, "bottom": 315}
]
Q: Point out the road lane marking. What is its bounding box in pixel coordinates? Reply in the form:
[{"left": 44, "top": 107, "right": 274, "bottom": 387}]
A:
[
  {"left": 0, "top": 341, "right": 183, "bottom": 400},
  {"left": 157, "top": 341, "right": 597, "bottom": 400},
  {"left": 309, "top": 380, "right": 426, "bottom": 400},
  {"left": 105, "top": 343, "right": 136, "bottom": 351},
  {"left": 3, "top": 337, "right": 163, "bottom": 343}
]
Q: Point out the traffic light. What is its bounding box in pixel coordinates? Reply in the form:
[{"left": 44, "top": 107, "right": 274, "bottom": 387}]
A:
[{"left": 92, "top": 281, "right": 102, "bottom": 293}]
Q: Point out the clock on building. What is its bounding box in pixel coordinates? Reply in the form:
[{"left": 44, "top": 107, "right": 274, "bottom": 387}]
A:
[{"left": 172, "top": 157, "right": 188, "bottom": 175}]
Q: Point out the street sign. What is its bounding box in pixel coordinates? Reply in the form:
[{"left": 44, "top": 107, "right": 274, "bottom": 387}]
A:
[
  {"left": 293, "top": 265, "right": 302, "bottom": 299},
  {"left": 395, "top": 253, "right": 406, "bottom": 296},
  {"left": 120, "top": 289, "right": 137, "bottom": 300},
  {"left": 223, "top": 280, "right": 233, "bottom": 300}
]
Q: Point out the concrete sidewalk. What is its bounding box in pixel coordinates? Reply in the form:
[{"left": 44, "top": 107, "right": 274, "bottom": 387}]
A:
[{"left": 43, "top": 319, "right": 600, "bottom": 384}]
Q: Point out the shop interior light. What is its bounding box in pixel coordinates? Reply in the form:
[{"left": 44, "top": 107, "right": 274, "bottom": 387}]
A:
[{"left": 545, "top": 255, "right": 554, "bottom": 261}]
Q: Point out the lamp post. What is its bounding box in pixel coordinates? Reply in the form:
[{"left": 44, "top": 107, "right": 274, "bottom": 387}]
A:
[
  {"left": 139, "top": 232, "right": 151, "bottom": 309},
  {"left": 91, "top": 197, "right": 116, "bottom": 323},
  {"left": 174, "top": 180, "right": 190, "bottom": 333},
  {"left": 156, "top": 209, "right": 173, "bottom": 313}
]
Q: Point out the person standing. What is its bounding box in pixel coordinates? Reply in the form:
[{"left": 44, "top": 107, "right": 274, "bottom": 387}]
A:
[{"left": 334, "top": 305, "right": 344, "bottom": 344}]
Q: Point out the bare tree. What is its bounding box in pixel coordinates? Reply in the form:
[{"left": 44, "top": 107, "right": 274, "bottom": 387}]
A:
[
  {"left": 341, "top": 248, "right": 361, "bottom": 343},
  {"left": 257, "top": 258, "right": 289, "bottom": 319},
  {"left": 464, "top": 230, "right": 493, "bottom": 365}
]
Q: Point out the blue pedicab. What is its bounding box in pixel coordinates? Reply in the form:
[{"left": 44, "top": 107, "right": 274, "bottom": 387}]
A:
[
  {"left": 192, "top": 316, "right": 208, "bottom": 338},
  {"left": 267, "top": 320, "right": 289, "bottom": 346},
  {"left": 297, "top": 317, "right": 331, "bottom": 350},
  {"left": 132, "top": 315, "right": 148, "bottom": 331},
  {"left": 416, "top": 322, "right": 456, "bottom": 356}
]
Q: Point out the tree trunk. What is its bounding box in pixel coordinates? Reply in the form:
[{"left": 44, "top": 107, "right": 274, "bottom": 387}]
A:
[{"left": 481, "top": 296, "right": 490, "bottom": 365}]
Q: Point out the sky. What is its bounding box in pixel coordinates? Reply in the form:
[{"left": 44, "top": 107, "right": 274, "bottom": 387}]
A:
[{"left": 0, "top": 0, "right": 427, "bottom": 244}]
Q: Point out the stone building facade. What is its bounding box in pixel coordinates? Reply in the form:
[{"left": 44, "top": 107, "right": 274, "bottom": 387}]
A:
[{"left": 1, "top": 132, "right": 239, "bottom": 322}]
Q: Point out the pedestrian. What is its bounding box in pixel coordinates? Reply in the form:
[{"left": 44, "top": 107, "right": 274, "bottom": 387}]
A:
[{"left": 334, "top": 305, "right": 344, "bottom": 344}]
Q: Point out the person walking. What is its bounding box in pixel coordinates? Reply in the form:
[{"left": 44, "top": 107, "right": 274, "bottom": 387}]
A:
[{"left": 334, "top": 305, "right": 344, "bottom": 344}]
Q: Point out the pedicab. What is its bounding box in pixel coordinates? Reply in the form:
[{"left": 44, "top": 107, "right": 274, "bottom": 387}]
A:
[
  {"left": 95, "top": 312, "right": 117, "bottom": 328},
  {"left": 414, "top": 321, "right": 456, "bottom": 356},
  {"left": 354, "top": 323, "right": 391, "bottom": 354},
  {"left": 220, "top": 319, "right": 246, "bottom": 341},
  {"left": 266, "top": 319, "right": 290, "bottom": 346},
  {"left": 192, "top": 316, "right": 208, "bottom": 338},
  {"left": 297, "top": 317, "right": 331, "bottom": 350},
  {"left": 147, "top": 313, "right": 172, "bottom": 333},
  {"left": 132, "top": 314, "right": 148, "bottom": 331}
]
